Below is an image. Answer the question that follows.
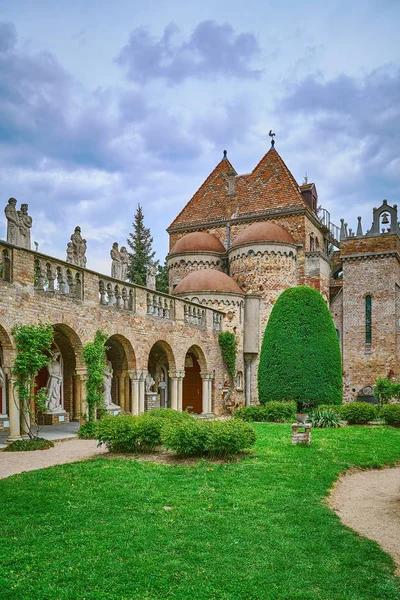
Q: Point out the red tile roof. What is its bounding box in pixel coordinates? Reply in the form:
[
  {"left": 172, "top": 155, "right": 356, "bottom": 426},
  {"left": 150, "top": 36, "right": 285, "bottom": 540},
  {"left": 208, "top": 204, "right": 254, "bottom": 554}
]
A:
[
  {"left": 168, "top": 148, "right": 309, "bottom": 230},
  {"left": 170, "top": 231, "right": 225, "bottom": 254},
  {"left": 173, "top": 269, "right": 243, "bottom": 295}
]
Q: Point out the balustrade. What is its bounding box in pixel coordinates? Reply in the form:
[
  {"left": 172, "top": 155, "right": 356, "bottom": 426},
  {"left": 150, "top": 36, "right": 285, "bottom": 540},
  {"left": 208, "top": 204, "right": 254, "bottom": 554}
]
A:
[
  {"left": 184, "top": 303, "right": 205, "bottom": 328},
  {"left": 34, "top": 257, "right": 83, "bottom": 300},
  {"left": 98, "top": 278, "right": 135, "bottom": 311},
  {"left": 213, "top": 311, "right": 222, "bottom": 331},
  {"left": 146, "top": 292, "right": 174, "bottom": 319}
]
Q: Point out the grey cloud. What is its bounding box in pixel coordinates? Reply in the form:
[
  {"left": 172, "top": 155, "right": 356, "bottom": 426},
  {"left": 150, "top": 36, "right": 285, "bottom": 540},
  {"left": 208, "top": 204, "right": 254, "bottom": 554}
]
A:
[
  {"left": 116, "top": 20, "right": 261, "bottom": 84},
  {"left": 0, "top": 22, "right": 17, "bottom": 53}
]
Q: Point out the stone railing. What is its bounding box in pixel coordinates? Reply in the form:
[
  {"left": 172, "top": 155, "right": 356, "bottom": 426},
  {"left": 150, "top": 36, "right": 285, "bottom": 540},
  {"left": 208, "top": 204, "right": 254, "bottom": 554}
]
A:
[
  {"left": 213, "top": 312, "right": 222, "bottom": 331},
  {"left": 147, "top": 292, "right": 174, "bottom": 319},
  {"left": 99, "top": 277, "right": 135, "bottom": 311},
  {"left": 184, "top": 303, "right": 205, "bottom": 328},
  {"left": 34, "top": 256, "right": 84, "bottom": 300}
]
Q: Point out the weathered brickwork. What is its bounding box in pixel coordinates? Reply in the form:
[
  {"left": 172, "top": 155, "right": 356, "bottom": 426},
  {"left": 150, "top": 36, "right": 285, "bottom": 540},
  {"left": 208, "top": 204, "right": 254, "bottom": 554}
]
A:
[
  {"left": 0, "top": 242, "right": 228, "bottom": 438},
  {"left": 335, "top": 232, "right": 400, "bottom": 401}
]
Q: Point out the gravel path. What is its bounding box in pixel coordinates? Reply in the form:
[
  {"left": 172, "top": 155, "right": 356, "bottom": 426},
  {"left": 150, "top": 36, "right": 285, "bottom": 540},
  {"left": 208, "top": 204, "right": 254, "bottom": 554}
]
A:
[
  {"left": 0, "top": 438, "right": 108, "bottom": 480},
  {"left": 330, "top": 467, "right": 400, "bottom": 574}
]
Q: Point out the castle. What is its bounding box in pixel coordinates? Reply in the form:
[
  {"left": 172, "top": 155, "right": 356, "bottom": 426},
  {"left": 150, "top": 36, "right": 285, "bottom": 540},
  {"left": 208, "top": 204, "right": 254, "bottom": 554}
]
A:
[{"left": 0, "top": 141, "right": 398, "bottom": 440}]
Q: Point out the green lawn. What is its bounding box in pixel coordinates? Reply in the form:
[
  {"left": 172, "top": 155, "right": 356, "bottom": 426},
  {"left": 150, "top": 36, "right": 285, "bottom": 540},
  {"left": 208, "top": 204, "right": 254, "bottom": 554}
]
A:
[{"left": 1, "top": 424, "right": 400, "bottom": 600}]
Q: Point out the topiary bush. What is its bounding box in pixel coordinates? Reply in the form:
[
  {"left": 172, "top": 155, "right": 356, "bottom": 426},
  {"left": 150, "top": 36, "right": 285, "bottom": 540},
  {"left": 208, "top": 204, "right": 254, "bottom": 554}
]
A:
[
  {"left": 258, "top": 286, "right": 342, "bottom": 410},
  {"left": 161, "top": 419, "right": 256, "bottom": 457},
  {"left": 233, "top": 401, "right": 296, "bottom": 422},
  {"left": 310, "top": 408, "right": 343, "bottom": 428},
  {"left": 4, "top": 438, "right": 54, "bottom": 452},
  {"left": 380, "top": 403, "right": 400, "bottom": 427},
  {"left": 207, "top": 420, "right": 256, "bottom": 458},
  {"left": 147, "top": 408, "right": 194, "bottom": 423},
  {"left": 340, "top": 402, "right": 377, "bottom": 424},
  {"left": 96, "top": 414, "right": 163, "bottom": 453}
]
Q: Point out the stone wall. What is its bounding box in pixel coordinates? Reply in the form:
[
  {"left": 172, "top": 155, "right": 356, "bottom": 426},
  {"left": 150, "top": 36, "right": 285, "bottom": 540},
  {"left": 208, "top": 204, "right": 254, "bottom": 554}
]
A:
[{"left": 0, "top": 241, "right": 226, "bottom": 429}]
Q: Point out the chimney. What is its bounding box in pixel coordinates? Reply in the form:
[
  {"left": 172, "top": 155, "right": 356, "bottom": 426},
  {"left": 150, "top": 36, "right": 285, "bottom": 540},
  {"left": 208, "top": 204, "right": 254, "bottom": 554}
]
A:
[{"left": 227, "top": 169, "right": 236, "bottom": 195}]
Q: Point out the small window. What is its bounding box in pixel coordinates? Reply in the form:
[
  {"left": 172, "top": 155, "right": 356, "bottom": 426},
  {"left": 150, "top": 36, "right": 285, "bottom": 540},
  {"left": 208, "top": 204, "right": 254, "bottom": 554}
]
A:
[
  {"left": 236, "top": 371, "right": 243, "bottom": 390},
  {"left": 365, "top": 295, "right": 372, "bottom": 345}
]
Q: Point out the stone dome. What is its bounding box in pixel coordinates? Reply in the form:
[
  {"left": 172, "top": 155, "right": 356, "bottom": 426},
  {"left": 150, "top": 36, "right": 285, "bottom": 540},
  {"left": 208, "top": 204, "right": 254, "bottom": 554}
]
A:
[
  {"left": 231, "top": 221, "right": 295, "bottom": 246},
  {"left": 173, "top": 269, "right": 243, "bottom": 295},
  {"left": 170, "top": 232, "right": 225, "bottom": 254}
]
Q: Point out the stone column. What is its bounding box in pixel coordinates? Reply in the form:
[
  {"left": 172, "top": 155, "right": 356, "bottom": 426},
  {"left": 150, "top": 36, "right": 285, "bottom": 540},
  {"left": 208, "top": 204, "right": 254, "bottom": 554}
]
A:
[
  {"left": 130, "top": 371, "right": 140, "bottom": 415},
  {"left": 245, "top": 356, "right": 252, "bottom": 407},
  {"left": 177, "top": 370, "right": 185, "bottom": 412},
  {"left": 7, "top": 375, "right": 21, "bottom": 441},
  {"left": 138, "top": 371, "right": 146, "bottom": 414},
  {"left": 208, "top": 376, "right": 213, "bottom": 414},
  {"left": 124, "top": 373, "right": 131, "bottom": 413},
  {"left": 201, "top": 373, "right": 214, "bottom": 414},
  {"left": 73, "top": 374, "right": 81, "bottom": 421},
  {"left": 118, "top": 371, "right": 126, "bottom": 412},
  {"left": 201, "top": 373, "right": 209, "bottom": 414},
  {"left": 77, "top": 370, "right": 87, "bottom": 424},
  {"left": 169, "top": 371, "right": 178, "bottom": 410}
]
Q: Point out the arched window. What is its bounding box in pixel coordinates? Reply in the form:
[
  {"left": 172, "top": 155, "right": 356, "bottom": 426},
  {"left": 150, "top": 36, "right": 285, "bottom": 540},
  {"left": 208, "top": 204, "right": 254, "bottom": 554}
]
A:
[{"left": 365, "top": 295, "right": 372, "bottom": 345}]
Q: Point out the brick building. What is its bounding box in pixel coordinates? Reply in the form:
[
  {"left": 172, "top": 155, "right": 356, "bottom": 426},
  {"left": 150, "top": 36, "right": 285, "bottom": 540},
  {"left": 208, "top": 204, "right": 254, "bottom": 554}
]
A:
[
  {"left": 167, "top": 142, "right": 399, "bottom": 405},
  {"left": 0, "top": 142, "right": 397, "bottom": 440}
]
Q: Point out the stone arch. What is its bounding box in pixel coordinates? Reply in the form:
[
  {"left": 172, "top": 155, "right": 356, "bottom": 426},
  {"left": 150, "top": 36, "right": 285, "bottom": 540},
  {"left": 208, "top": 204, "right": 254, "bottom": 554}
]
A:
[
  {"left": 105, "top": 334, "right": 137, "bottom": 412},
  {"left": 184, "top": 344, "right": 208, "bottom": 372},
  {"left": 0, "top": 325, "right": 14, "bottom": 419},
  {"left": 146, "top": 340, "right": 177, "bottom": 411}
]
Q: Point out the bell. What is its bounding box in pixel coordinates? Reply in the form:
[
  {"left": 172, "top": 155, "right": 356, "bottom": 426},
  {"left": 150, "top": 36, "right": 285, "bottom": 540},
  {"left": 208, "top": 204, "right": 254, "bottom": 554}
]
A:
[{"left": 382, "top": 213, "right": 389, "bottom": 224}]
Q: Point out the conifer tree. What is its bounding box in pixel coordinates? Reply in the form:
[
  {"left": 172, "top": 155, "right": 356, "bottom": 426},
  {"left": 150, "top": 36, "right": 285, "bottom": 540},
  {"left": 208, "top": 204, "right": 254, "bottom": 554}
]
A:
[
  {"left": 126, "top": 204, "right": 157, "bottom": 286},
  {"left": 156, "top": 258, "right": 169, "bottom": 294}
]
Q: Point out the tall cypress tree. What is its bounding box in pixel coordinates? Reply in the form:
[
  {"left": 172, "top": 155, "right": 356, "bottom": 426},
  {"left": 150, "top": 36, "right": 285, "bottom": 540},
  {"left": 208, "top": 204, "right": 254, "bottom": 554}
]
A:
[{"left": 126, "top": 204, "right": 156, "bottom": 286}]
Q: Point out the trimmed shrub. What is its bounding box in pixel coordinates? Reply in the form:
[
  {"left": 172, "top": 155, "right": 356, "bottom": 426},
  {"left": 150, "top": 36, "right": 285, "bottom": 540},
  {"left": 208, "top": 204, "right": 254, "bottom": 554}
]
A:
[
  {"left": 161, "top": 419, "right": 256, "bottom": 457},
  {"left": 234, "top": 401, "right": 296, "bottom": 422},
  {"left": 258, "top": 286, "right": 342, "bottom": 410},
  {"left": 340, "top": 402, "right": 377, "bottom": 424},
  {"left": 78, "top": 422, "right": 97, "bottom": 439},
  {"left": 380, "top": 403, "right": 400, "bottom": 427},
  {"left": 207, "top": 420, "right": 256, "bottom": 457},
  {"left": 161, "top": 419, "right": 210, "bottom": 456},
  {"left": 310, "top": 408, "right": 343, "bottom": 428},
  {"left": 4, "top": 438, "right": 54, "bottom": 452},
  {"left": 147, "top": 408, "right": 194, "bottom": 423},
  {"left": 96, "top": 414, "right": 163, "bottom": 453}
]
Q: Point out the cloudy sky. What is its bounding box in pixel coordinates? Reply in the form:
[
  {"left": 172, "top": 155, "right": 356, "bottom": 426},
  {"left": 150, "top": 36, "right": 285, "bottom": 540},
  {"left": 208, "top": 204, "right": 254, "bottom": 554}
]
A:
[{"left": 0, "top": 0, "right": 399, "bottom": 273}]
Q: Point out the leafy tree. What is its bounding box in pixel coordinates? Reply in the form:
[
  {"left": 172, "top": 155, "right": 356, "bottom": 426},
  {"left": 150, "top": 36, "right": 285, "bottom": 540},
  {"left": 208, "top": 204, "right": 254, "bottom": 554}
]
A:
[
  {"left": 156, "top": 258, "right": 169, "bottom": 294},
  {"left": 12, "top": 323, "right": 54, "bottom": 438},
  {"left": 126, "top": 204, "right": 157, "bottom": 286},
  {"left": 258, "top": 286, "right": 342, "bottom": 410},
  {"left": 82, "top": 329, "right": 108, "bottom": 423}
]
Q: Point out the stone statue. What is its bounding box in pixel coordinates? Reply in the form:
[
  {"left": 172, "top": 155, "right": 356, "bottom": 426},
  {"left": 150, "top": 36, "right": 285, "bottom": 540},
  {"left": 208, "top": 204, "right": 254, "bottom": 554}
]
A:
[
  {"left": 5, "top": 198, "right": 20, "bottom": 245},
  {"left": 120, "top": 246, "right": 129, "bottom": 280},
  {"left": 67, "top": 226, "right": 87, "bottom": 267},
  {"left": 146, "top": 263, "right": 156, "bottom": 290},
  {"left": 46, "top": 351, "right": 63, "bottom": 412},
  {"left": 66, "top": 242, "right": 74, "bottom": 263},
  {"left": 0, "top": 366, "right": 5, "bottom": 389},
  {"left": 103, "top": 360, "right": 119, "bottom": 409},
  {"left": 17, "top": 204, "right": 32, "bottom": 249},
  {"left": 145, "top": 372, "right": 155, "bottom": 393},
  {"left": 110, "top": 242, "right": 122, "bottom": 279}
]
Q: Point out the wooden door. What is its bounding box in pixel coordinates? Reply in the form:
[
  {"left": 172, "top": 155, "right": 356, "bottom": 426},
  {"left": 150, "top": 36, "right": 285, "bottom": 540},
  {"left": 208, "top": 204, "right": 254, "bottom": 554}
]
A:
[{"left": 183, "top": 354, "right": 202, "bottom": 414}]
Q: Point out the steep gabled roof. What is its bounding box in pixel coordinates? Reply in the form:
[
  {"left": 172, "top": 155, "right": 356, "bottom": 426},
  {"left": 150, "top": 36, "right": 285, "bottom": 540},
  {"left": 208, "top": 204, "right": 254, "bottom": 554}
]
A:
[
  {"left": 168, "top": 148, "right": 310, "bottom": 231},
  {"left": 168, "top": 157, "right": 236, "bottom": 230}
]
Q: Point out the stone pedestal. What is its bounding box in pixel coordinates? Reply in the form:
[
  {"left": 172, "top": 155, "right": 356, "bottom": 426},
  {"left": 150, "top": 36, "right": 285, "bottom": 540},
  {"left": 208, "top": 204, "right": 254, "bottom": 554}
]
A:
[
  {"left": 0, "top": 414, "right": 10, "bottom": 431},
  {"left": 145, "top": 392, "right": 159, "bottom": 411},
  {"left": 292, "top": 423, "right": 311, "bottom": 445},
  {"left": 39, "top": 410, "right": 69, "bottom": 426},
  {"left": 107, "top": 406, "right": 121, "bottom": 417}
]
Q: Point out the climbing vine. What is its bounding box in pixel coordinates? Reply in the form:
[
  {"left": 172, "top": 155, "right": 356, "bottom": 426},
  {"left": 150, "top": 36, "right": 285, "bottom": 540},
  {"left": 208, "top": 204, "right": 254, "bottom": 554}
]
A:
[
  {"left": 82, "top": 329, "right": 108, "bottom": 423},
  {"left": 218, "top": 332, "right": 237, "bottom": 379},
  {"left": 11, "top": 323, "right": 54, "bottom": 439}
]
